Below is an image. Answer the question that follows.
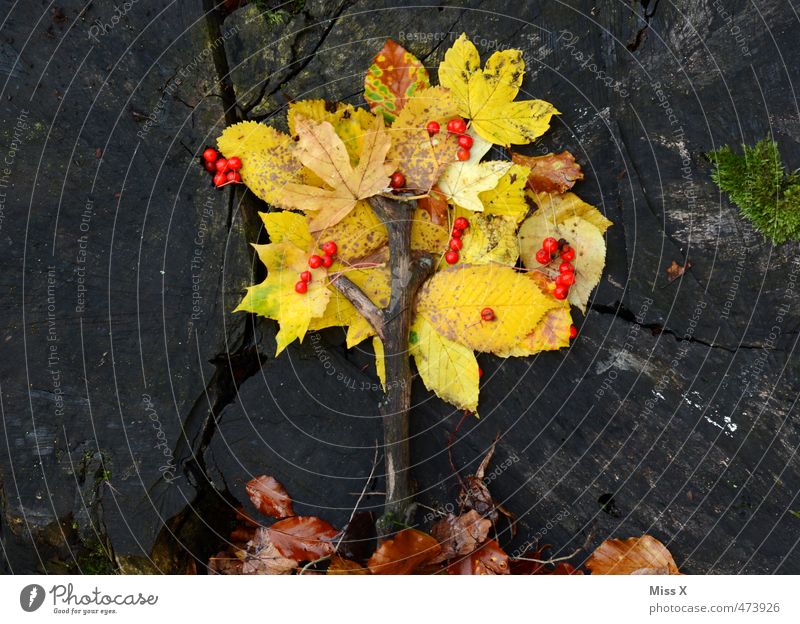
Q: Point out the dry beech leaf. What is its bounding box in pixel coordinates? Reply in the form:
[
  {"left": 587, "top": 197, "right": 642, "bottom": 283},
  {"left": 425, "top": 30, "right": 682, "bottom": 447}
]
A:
[
  {"left": 327, "top": 555, "right": 368, "bottom": 575},
  {"left": 666, "top": 259, "right": 692, "bottom": 283},
  {"left": 242, "top": 528, "right": 298, "bottom": 575},
  {"left": 448, "top": 539, "right": 510, "bottom": 575},
  {"left": 586, "top": 535, "right": 681, "bottom": 575},
  {"left": 510, "top": 150, "right": 584, "bottom": 194},
  {"left": 208, "top": 551, "right": 244, "bottom": 575},
  {"left": 245, "top": 475, "right": 294, "bottom": 519},
  {"left": 430, "top": 510, "right": 492, "bottom": 563},
  {"left": 267, "top": 516, "right": 338, "bottom": 562},
  {"left": 367, "top": 528, "right": 442, "bottom": 574},
  {"left": 418, "top": 186, "right": 450, "bottom": 226}
]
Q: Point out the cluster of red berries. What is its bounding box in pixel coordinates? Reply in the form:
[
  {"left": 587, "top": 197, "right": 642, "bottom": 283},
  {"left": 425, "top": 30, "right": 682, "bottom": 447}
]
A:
[
  {"left": 295, "top": 241, "right": 337, "bottom": 294},
  {"left": 202, "top": 147, "right": 242, "bottom": 188},
  {"left": 426, "top": 117, "right": 473, "bottom": 161},
  {"left": 535, "top": 237, "right": 577, "bottom": 301},
  {"left": 444, "top": 216, "right": 470, "bottom": 264}
]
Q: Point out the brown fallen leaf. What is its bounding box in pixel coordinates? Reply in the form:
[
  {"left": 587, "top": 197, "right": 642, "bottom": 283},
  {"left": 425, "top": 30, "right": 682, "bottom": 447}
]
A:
[
  {"left": 327, "top": 555, "right": 369, "bottom": 575},
  {"left": 510, "top": 150, "right": 584, "bottom": 194},
  {"left": 665, "top": 259, "right": 692, "bottom": 283},
  {"left": 267, "top": 516, "right": 339, "bottom": 562},
  {"left": 586, "top": 535, "right": 681, "bottom": 575},
  {"left": 417, "top": 186, "right": 449, "bottom": 226},
  {"left": 337, "top": 511, "right": 377, "bottom": 563},
  {"left": 448, "top": 539, "right": 510, "bottom": 575},
  {"left": 245, "top": 475, "right": 295, "bottom": 519},
  {"left": 457, "top": 438, "right": 513, "bottom": 526},
  {"left": 367, "top": 529, "right": 442, "bottom": 574},
  {"left": 430, "top": 510, "right": 492, "bottom": 563},
  {"left": 208, "top": 550, "right": 245, "bottom": 575},
  {"left": 242, "top": 527, "right": 298, "bottom": 575}
]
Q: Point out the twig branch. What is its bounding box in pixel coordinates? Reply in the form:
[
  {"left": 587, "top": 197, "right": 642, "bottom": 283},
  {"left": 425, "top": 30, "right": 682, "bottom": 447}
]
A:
[
  {"left": 330, "top": 275, "right": 386, "bottom": 340},
  {"left": 514, "top": 547, "right": 582, "bottom": 565}
]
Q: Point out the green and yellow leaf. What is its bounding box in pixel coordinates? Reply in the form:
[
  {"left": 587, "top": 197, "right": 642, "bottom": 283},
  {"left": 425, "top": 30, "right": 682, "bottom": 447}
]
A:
[
  {"left": 409, "top": 316, "right": 479, "bottom": 412},
  {"left": 364, "top": 39, "right": 430, "bottom": 123}
]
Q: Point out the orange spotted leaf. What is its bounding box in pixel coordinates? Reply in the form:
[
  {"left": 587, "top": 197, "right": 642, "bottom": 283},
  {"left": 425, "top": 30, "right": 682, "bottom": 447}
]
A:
[{"left": 365, "top": 39, "right": 430, "bottom": 123}]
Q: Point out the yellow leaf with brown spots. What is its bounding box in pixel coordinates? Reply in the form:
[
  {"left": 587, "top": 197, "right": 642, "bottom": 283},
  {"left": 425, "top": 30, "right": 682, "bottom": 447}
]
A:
[
  {"left": 313, "top": 200, "right": 388, "bottom": 264},
  {"left": 411, "top": 206, "right": 450, "bottom": 254},
  {"left": 217, "top": 121, "right": 302, "bottom": 207},
  {"left": 386, "top": 86, "right": 460, "bottom": 193},
  {"left": 288, "top": 100, "right": 377, "bottom": 163},
  {"left": 415, "top": 264, "right": 553, "bottom": 353},
  {"left": 478, "top": 163, "right": 531, "bottom": 222},
  {"left": 452, "top": 208, "right": 519, "bottom": 267}
]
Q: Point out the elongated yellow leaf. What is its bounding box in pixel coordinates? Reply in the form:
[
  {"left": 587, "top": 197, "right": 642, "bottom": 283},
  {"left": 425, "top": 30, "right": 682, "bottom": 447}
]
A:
[
  {"left": 409, "top": 316, "right": 479, "bottom": 412},
  {"left": 373, "top": 337, "right": 386, "bottom": 391},
  {"left": 416, "top": 264, "right": 552, "bottom": 353},
  {"left": 437, "top": 33, "right": 559, "bottom": 147}
]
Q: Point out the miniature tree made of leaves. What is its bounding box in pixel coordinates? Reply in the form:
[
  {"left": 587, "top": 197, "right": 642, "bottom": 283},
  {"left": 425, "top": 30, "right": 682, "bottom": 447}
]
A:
[{"left": 218, "top": 34, "right": 612, "bottom": 527}]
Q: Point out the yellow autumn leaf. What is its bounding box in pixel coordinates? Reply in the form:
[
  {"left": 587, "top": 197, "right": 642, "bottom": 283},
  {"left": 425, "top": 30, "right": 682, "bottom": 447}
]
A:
[
  {"left": 411, "top": 206, "right": 450, "bottom": 254},
  {"left": 259, "top": 210, "right": 312, "bottom": 249},
  {"left": 497, "top": 301, "right": 572, "bottom": 357},
  {"left": 217, "top": 121, "right": 302, "bottom": 207},
  {"left": 373, "top": 337, "right": 386, "bottom": 391},
  {"left": 288, "top": 100, "right": 377, "bottom": 162},
  {"left": 479, "top": 163, "right": 531, "bottom": 222},
  {"left": 438, "top": 160, "right": 511, "bottom": 212},
  {"left": 438, "top": 33, "right": 559, "bottom": 147},
  {"left": 235, "top": 241, "right": 330, "bottom": 356},
  {"left": 387, "top": 86, "right": 460, "bottom": 192},
  {"left": 416, "top": 264, "right": 553, "bottom": 353},
  {"left": 452, "top": 208, "right": 519, "bottom": 267},
  {"left": 528, "top": 191, "right": 613, "bottom": 233},
  {"left": 409, "top": 316, "right": 479, "bottom": 412},
  {"left": 282, "top": 115, "right": 394, "bottom": 232},
  {"left": 519, "top": 200, "right": 609, "bottom": 313},
  {"left": 314, "top": 200, "right": 388, "bottom": 264}
]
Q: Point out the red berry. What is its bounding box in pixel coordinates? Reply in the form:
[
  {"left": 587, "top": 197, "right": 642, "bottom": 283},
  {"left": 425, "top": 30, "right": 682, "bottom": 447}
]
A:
[
  {"left": 569, "top": 324, "right": 578, "bottom": 339},
  {"left": 227, "top": 156, "right": 242, "bottom": 170},
  {"left": 451, "top": 228, "right": 463, "bottom": 239},
  {"left": 446, "top": 119, "right": 458, "bottom": 133},
  {"left": 457, "top": 134, "right": 473, "bottom": 149},
  {"left": 300, "top": 270, "right": 312, "bottom": 283},
  {"left": 543, "top": 237, "right": 559, "bottom": 254},
  {"left": 553, "top": 285, "right": 569, "bottom": 300},
  {"left": 204, "top": 160, "right": 216, "bottom": 172},
  {"left": 322, "top": 253, "right": 333, "bottom": 268},
  {"left": 556, "top": 273, "right": 576, "bottom": 288},
  {"left": 308, "top": 255, "right": 323, "bottom": 269},
  {"left": 451, "top": 118, "right": 467, "bottom": 134},
  {"left": 478, "top": 367, "right": 484, "bottom": 378},
  {"left": 457, "top": 147, "right": 470, "bottom": 161},
  {"left": 295, "top": 281, "right": 308, "bottom": 294},
  {"left": 426, "top": 120, "right": 440, "bottom": 136},
  {"left": 226, "top": 170, "right": 237, "bottom": 182},
  {"left": 535, "top": 248, "right": 551, "bottom": 265},
  {"left": 480, "top": 307, "right": 495, "bottom": 321},
  {"left": 559, "top": 261, "right": 574, "bottom": 274},
  {"left": 561, "top": 247, "right": 576, "bottom": 262},
  {"left": 389, "top": 171, "right": 405, "bottom": 189},
  {"left": 202, "top": 147, "right": 217, "bottom": 162},
  {"left": 453, "top": 216, "right": 469, "bottom": 230},
  {"left": 322, "top": 241, "right": 338, "bottom": 256},
  {"left": 231, "top": 172, "right": 242, "bottom": 183},
  {"left": 213, "top": 172, "right": 227, "bottom": 187},
  {"left": 445, "top": 250, "right": 459, "bottom": 264},
  {"left": 215, "top": 158, "right": 229, "bottom": 173},
  {"left": 449, "top": 238, "right": 463, "bottom": 251}
]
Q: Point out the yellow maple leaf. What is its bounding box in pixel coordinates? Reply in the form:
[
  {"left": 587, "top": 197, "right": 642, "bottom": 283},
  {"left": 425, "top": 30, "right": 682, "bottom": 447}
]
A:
[
  {"left": 288, "top": 100, "right": 377, "bottom": 163},
  {"left": 479, "top": 163, "right": 531, "bottom": 222},
  {"left": 217, "top": 121, "right": 302, "bottom": 206},
  {"left": 519, "top": 197, "right": 610, "bottom": 313},
  {"left": 416, "top": 264, "right": 553, "bottom": 353},
  {"left": 259, "top": 210, "right": 311, "bottom": 249},
  {"left": 282, "top": 115, "right": 394, "bottom": 232},
  {"left": 235, "top": 240, "right": 330, "bottom": 356},
  {"left": 409, "top": 316, "right": 479, "bottom": 412},
  {"left": 438, "top": 33, "right": 559, "bottom": 147},
  {"left": 386, "top": 86, "right": 460, "bottom": 192}
]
